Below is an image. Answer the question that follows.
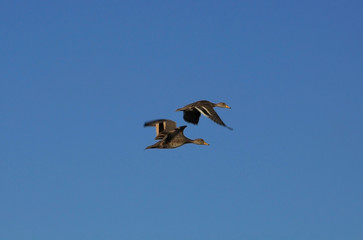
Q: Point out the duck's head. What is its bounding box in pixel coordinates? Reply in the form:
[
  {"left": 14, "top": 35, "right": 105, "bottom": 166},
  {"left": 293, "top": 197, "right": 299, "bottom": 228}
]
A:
[
  {"left": 216, "top": 102, "right": 231, "bottom": 109},
  {"left": 193, "top": 138, "right": 209, "bottom": 146}
]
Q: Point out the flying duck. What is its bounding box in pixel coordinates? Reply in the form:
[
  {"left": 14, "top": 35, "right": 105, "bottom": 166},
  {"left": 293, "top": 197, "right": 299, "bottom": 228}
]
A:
[
  {"left": 144, "top": 119, "right": 209, "bottom": 149},
  {"left": 176, "top": 100, "right": 233, "bottom": 130}
]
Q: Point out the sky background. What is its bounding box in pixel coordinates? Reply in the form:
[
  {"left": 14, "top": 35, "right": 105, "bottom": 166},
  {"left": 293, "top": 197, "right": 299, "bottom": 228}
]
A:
[{"left": 1, "top": 0, "right": 362, "bottom": 239}]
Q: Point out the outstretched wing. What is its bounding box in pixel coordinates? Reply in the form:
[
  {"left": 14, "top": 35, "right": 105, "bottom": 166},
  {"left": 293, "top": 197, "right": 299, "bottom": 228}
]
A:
[
  {"left": 183, "top": 110, "right": 201, "bottom": 124},
  {"left": 144, "top": 119, "right": 177, "bottom": 139},
  {"left": 194, "top": 105, "right": 232, "bottom": 130}
]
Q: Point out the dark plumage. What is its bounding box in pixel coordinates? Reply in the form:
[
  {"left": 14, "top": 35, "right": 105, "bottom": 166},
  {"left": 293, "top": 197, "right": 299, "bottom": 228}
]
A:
[
  {"left": 144, "top": 119, "right": 209, "bottom": 149},
  {"left": 176, "top": 100, "right": 233, "bottom": 130}
]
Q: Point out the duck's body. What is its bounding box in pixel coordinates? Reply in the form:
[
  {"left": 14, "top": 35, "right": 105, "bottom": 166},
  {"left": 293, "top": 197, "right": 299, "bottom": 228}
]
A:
[
  {"left": 144, "top": 119, "right": 209, "bottom": 149},
  {"left": 176, "top": 100, "right": 233, "bottom": 130}
]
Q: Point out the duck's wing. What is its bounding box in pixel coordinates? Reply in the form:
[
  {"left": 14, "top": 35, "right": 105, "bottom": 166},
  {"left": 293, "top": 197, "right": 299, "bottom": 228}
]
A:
[
  {"left": 144, "top": 119, "right": 177, "bottom": 139},
  {"left": 193, "top": 105, "right": 233, "bottom": 130},
  {"left": 183, "top": 109, "right": 201, "bottom": 124},
  {"left": 177, "top": 101, "right": 213, "bottom": 125}
]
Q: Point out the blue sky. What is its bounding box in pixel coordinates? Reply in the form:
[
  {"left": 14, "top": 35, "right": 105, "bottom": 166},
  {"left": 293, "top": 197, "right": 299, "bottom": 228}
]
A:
[{"left": 1, "top": 0, "right": 362, "bottom": 239}]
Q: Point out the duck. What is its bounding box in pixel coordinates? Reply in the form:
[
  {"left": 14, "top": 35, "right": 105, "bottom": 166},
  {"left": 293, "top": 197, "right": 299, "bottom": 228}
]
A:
[
  {"left": 144, "top": 119, "right": 209, "bottom": 149},
  {"left": 176, "top": 100, "right": 233, "bottom": 130}
]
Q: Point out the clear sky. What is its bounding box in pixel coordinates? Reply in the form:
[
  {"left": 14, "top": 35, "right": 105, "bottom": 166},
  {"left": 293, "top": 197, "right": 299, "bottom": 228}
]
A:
[{"left": 1, "top": 0, "right": 362, "bottom": 239}]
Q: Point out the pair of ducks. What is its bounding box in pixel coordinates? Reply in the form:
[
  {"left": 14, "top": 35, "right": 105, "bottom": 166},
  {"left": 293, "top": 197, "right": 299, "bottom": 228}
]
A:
[{"left": 145, "top": 100, "right": 232, "bottom": 149}]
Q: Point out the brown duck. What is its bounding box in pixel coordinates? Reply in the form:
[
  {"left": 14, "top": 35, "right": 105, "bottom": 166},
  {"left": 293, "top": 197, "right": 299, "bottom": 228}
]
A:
[
  {"left": 176, "top": 100, "right": 233, "bottom": 130},
  {"left": 144, "top": 119, "right": 209, "bottom": 149}
]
